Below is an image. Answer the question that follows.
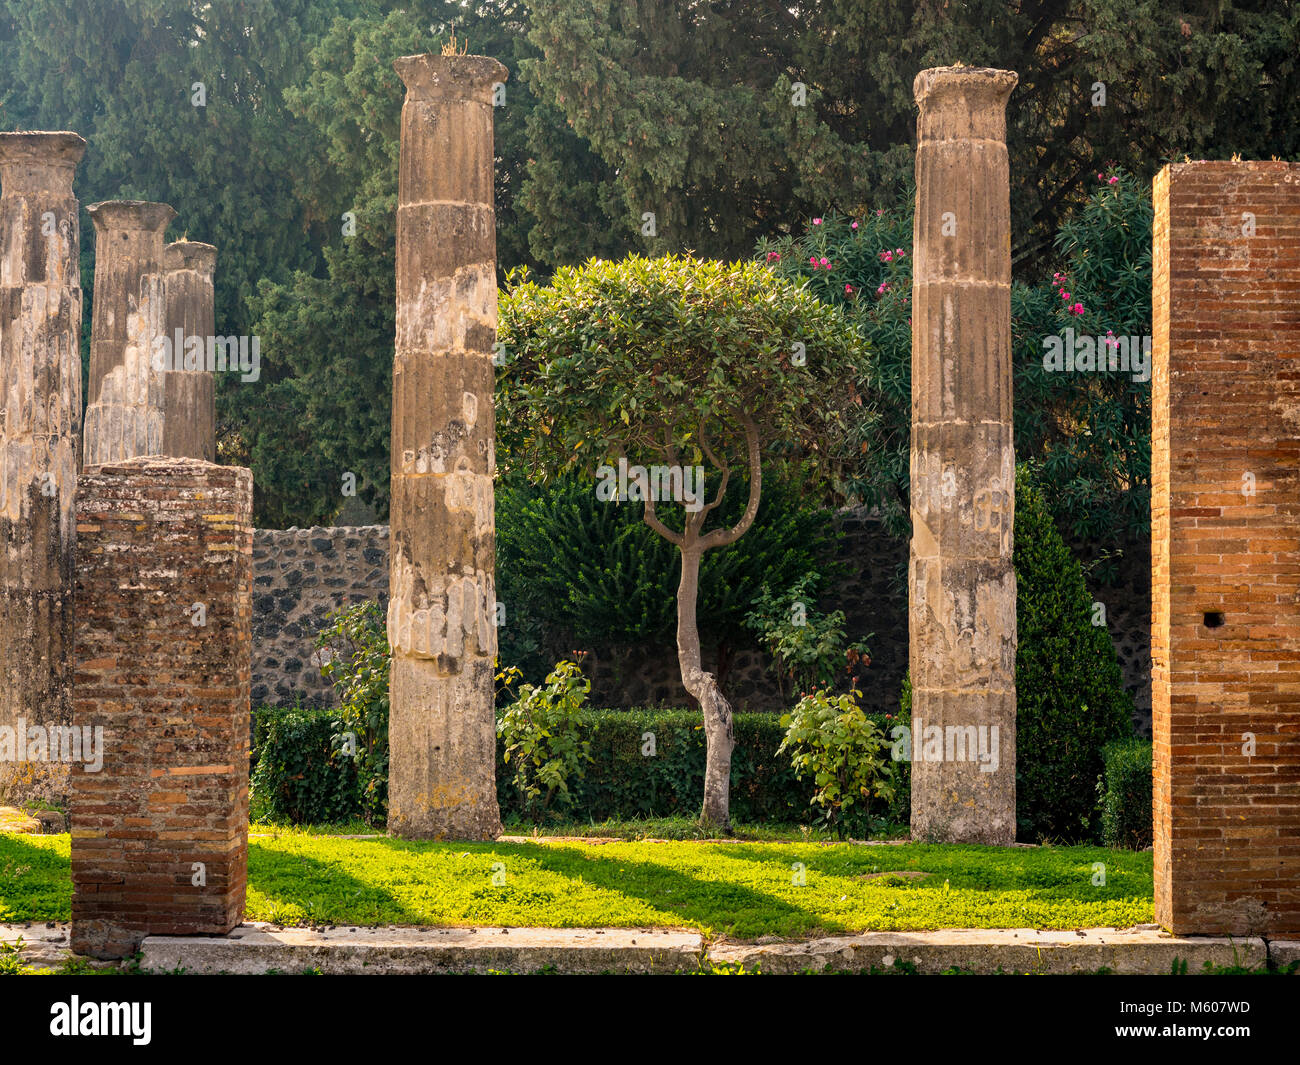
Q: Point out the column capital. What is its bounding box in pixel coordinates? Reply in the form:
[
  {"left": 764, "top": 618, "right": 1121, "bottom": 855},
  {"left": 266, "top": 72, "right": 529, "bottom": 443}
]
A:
[
  {"left": 914, "top": 67, "right": 1017, "bottom": 141},
  {"left": 394, "top": 53, "right": 508, "bottom": 101},
  {"left": 164, "top": 240, "right": 216, "bottom": 275},
  {"left": 0, "top": 131, "right": 86, "bottom": 188},
  {"left": 86, "top": 199, "right": 177, "bottom": 234}
]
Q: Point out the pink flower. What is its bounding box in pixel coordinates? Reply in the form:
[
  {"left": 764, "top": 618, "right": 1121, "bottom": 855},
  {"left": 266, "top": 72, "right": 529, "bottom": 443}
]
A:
[
  {"left": 844, "top": 284, "right": 854, "bottom": 294},
  {"left": 766, "top": 251, "right": 781, "bottom": 263},
  {"left": 851, "top": 221, "right": 859, "bottom": 230},
  {"left": 879, "top": 250, "right": 893, "bottom": 263},
  {"left": 819, "top": 257, "right": 830, "bottom": 268},
  {"left": 895, "top": 248, "right": 906, "bottom": 257},
  {"left": 1098, "top": 173, "right": 1105, "bottom": 181},
  {"left": 1108, "top": 176, "right": 1119, "bottom": 185},
  {"left": 809, "top": 255, "right": 819, "bottom": 268},
  {"left": 876, "top": 281, "right": 890, "bottom": 295},
  {"left": 1071, "top": 302, "right": 1084, "bottom": 315},
  {"left": 876, "top": 209, "right": 883, "bottom": 216},
  {"left": 813, "top": 217, "right": 823, "bottom": 225},
  {"left": 1060, "top": 290, "right": 1071, "bottom": 301}
]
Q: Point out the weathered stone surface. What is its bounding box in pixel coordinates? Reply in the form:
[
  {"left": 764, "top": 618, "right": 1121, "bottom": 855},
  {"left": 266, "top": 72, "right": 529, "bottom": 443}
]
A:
[
  {"left": 1151, "top": 161, "right": 1300, "bottom": 936},
  {"left": 81, "top": 200, "right": 175, "bottom": 470},
  {"left": 709, "top": 927, "right": 1268, "bottom": 975},
  {"left": 139, "top": 923, "right": 704, "bottom": 974},
  {"left": 70, "top": 457, "right": 253, "bottom": 959},
  {"left": 388, "top": 53, "right": 506, "bottom": 840},
  {"left": 0, "top": 131, "right": 85, "bottom": 806},
  {"left": 909, "top": 67, "right": 1018, "bottom": 845},
  {"left": 160, "top": 240, "right": 216, "bottom": 461}
]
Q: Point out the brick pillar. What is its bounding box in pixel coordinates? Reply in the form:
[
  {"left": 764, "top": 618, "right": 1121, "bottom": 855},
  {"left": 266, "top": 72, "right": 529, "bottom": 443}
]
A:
[
  {"left": 387, "top": 53, "right": 505, "bottom": 840},
  {"left": 0, "top": 131, "right": 85, "bottom": 803},
  {"left": 1152, "top": 161, "right": 1300, "bottom": 936},
  {"left": 161, "top": 241, "right": 216, "bottom": 462},
  {"left": 82, "top": 200, "right": 176, "bottom": 470},
  {"left": 909, "top": 67, "right": 1019, "bottom": 844},
  {"left": 71, "top": 457, "right": 253, "bottom": 959}
]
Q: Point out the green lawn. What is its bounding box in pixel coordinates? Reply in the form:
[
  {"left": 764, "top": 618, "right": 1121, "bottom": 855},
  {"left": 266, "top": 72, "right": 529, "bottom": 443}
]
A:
[{"left": 1, "top": 831, "right": 1151, "bottom": 939}]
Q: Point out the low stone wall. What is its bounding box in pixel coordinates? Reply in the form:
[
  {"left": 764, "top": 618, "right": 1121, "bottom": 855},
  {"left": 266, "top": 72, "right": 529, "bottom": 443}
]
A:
[{"left": 250, "top": 515, "right": 1153, "bottom": 733}]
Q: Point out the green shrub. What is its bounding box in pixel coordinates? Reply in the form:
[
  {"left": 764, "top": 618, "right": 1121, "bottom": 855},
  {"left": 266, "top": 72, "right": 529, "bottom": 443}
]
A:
[
  {"left": 496, "top": 660, "right": 593, "bottom": 821},
  {"left": 778, "top": 689, "right": 896, "bottom": 838},
  {"left": 1015, "top": 467, "right": 1135, "bottom": 842},
  {"left": 250, "top": 704, "right": 362, "bottom": 825},
  {"left": 744, "top": 571, "right": 870, "bottom": 701},
  {"left": 494, "top": 706, "right": 909, "bottom": 828},
  {"left": 315, "top": 601, "right": 389, "bottom": 822},
  {"left": 1100, "top": 738, "right": 1152, "bottom": 850}
]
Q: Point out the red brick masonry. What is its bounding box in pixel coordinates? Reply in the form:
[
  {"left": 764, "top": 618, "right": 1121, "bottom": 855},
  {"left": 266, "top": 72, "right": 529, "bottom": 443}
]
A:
[
  {"left": 1152, "top": 161, "right": 1300, "bottom": 935},
  {"left": 71, "top": 457, "right": 253, "bottom": 958}
]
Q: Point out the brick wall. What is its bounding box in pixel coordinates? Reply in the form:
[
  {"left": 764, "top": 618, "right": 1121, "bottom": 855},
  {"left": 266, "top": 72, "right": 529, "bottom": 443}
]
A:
[
  {"left": 71, "top": 457, "right": 253, "bottom": 959},
  {"left": 1152, "top": 161, "right": 1300, "bottom": 935}
]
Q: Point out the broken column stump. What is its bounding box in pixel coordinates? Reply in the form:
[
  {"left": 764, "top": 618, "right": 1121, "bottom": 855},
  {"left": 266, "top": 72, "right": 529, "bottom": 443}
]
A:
[
  {"left": 71, "top": 457, "right": 253, "bottom": 959},
  {"left": 1152, "top": 161, "right": 1300, "bottom": 935},
  {"left": 0, "top": 131, "right": 85, "bottom": 804},
  {"left": 81, "top": 200, "right": 176, "bottom": 470},
  {"left": 161, "top": 241, "right": 217, "bottom": 462},
  {"left": 387, "top": 53, "right": 506, "bottom": 840},
  {"left": 909, "top": 67, "right": 1019, "bottom": 844}
]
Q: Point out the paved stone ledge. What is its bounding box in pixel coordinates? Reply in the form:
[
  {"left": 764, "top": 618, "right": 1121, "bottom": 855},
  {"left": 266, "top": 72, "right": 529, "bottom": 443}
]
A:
[
  {"left": 709, "top": 927, "right": 1269, "bottom": 974},
  {"left": 1270, "top": 941, "right": 1300, "bottom": 967},
  {"left": 7, "top": 922, "right": 1288, "bottom": 974},
  {"left": 139, "top": 923, "right": 705, "bottom": 975}
]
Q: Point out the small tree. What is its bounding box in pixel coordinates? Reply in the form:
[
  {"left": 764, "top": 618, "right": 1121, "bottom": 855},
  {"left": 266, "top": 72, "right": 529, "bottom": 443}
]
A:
[{"left": 498, "top": 254, "right": 869, "bottom": 828}]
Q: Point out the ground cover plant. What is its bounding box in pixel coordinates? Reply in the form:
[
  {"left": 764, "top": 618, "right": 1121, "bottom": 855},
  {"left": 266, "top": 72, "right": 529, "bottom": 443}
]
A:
[{"left": 0, "top": 832, "right": 1152, "bottom": 940}]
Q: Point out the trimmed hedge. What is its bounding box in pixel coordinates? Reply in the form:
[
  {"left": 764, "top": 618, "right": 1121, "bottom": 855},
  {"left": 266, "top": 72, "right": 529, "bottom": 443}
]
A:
[
  {"left": 253, "top": 704, "right": 910, "bottom": 828},
  {"left": 1100, "top": 738, "right": 1152, "bottom": 850},
  {"left": 250, "top": 704, "right": 363, "bottom": 825}
]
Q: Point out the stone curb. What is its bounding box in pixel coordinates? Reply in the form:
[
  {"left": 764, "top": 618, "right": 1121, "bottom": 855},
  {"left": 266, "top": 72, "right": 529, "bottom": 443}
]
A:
[
  {"left": 6, "top": 923, "right": 1292, "bottom": 975},
  {"left": 138, "top": 924, "right": 704, "bottom": 975},
  {"left": 709, "top": 927, "right": 1269, "bottom": 975}
]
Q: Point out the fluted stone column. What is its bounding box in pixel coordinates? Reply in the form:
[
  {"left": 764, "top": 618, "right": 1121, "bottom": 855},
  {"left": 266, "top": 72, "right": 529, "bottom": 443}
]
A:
[
  {"left": 387, "top": 53, "right": 506, "bottom": 840},
  {"left": 161, "top": 241, "right": 216, "bottom": 462},
  {"left": 82, "top": 200, "right": 175, "bottom": 470},
  {"left": 0, "top": 131, "right": 85, "bottom": 802},
  {"left": 909, "top": 67, "right": 1018, "bottom": 844}
]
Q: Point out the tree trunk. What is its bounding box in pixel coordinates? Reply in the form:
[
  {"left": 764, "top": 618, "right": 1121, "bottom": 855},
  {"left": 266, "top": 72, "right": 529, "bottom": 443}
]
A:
[{"left": 677, "top": 545, "right": 734, "bottom": 830}]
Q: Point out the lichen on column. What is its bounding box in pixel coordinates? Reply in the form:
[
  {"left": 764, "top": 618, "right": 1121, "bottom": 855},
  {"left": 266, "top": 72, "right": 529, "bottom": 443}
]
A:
[
  {"left": 387, "top": 52, "right": 506, "bottom": 840},
  {"left": 0, "top": 130, "right": 86, "bottom": 803},
  {"left": 161, "top": 240, "right": 217, "bottom": 462},
  {"left": 81, "top": 199, "right": 176, "bottom": 470},
  {"left": 909, "top": 67, "right": 1019, "bottom": 845}
]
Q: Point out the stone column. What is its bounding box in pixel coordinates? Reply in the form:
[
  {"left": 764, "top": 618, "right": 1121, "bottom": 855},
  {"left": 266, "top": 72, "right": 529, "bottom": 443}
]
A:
[
  {"left": 909, "top": 67, "right": 1018, "bottom": 844},
  {"left": 82, "top": 200, "right": 175, "bottom": 470},
  {"left": 71, "top": 457, "right": 253, "bottom": 959},
  {"left": 161, "top": 241, "right": 216, "bottom": 461},
  {"left": 388, "top": 53, "right": 505, "bottom": 840},
  {"left": 0, "top": 131, "right": 85, "bottom": 804}
]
